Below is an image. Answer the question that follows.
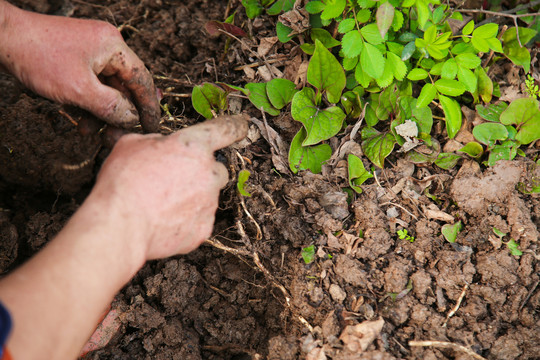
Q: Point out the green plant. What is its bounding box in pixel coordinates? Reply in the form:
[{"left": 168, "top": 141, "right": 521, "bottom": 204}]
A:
[
  {"left": 397, "top": 229, "right": 415, "bottom": 242},
  {"left": 470, "top": 98, "right": 540, "bottom": 166},
  {"left": 301, "top": 244, "right": 316, "bottom": 264},
  {"left": 237, "top": 169, "right": 253, "bottom": 197},
  {"left": 525, "top": 75, "right": 540, "bottom": 99},
  {"left": 195, "top": 0, "right": 538, "bottom": 183},
  {"left": 441, "top": 220, "right": 462, "bottom": 243},
  {"left": 492, "top": 228, "right": 522, "bottom": 256}
]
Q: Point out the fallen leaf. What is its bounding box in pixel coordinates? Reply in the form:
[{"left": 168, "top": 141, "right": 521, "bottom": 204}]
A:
[
  {"left": 339, "top": 318, "right": 385, "bottom": 352},
  {"left": 258, "top": 36, "right": 279, "bottom": 57}
]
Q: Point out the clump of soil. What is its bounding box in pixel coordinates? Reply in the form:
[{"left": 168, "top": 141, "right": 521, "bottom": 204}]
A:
[{"left": 1, "top": 1, "right": 539, "bottom": 359}]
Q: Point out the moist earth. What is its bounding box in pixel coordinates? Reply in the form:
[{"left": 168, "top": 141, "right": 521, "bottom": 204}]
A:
[{"left": 0, "top": 0, "right": 538, "bottom": 359}]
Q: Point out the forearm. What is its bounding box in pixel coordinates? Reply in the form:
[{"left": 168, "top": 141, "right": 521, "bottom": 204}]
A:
[{"left": 0, "top": 192, "right": 147, "bottom": 359}]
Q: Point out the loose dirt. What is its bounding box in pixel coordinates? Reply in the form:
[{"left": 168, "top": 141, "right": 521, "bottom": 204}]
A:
[{"left": 0, "top": 1, "right": 538, "bottom": 359}]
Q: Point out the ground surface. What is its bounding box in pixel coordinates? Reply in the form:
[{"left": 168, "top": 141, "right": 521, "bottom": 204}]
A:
[{"left": 0, "top": 0, "right": 539, "bottom": 359}]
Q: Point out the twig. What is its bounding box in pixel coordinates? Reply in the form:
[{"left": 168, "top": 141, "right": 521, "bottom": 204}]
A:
[
  {"left": 58, "top": 109, "right": 78, "bottom": 126},
  {"left": 443, "top": 283, "right": 469, "bottom": 327},
  {"left": 519, "top": 280, "right": 539, "bottom": 312},
  {"left": 409, "top": 340, "right": 487, "bottom": 360},
  {"left": 217, "top": 28, "right": 279, "bottom": 79},
  {"left": 380, "top": 201, "right": 419, "bottom": 221},
  {"left": 233, "top": 56, "right": 288, "bottom": 71},
  {"left": 457, "top": 9, "right": 540, "bottom": 47}
]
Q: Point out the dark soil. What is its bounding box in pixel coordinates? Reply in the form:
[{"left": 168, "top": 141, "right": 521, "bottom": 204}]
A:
[{"left": 1, "top": 1, "right": 538, "bottom": 359}]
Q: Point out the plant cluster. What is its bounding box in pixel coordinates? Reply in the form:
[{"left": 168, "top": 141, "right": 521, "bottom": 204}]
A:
[{"left": 193, "top": 0, "right": 539, "bottom": 193}]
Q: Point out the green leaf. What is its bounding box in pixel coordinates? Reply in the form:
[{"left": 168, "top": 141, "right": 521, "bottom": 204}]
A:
[
  {"left": 267, "top": 0, "right": 294, "bottom": 15},
  {"left": 376, "top": 1, "right": 395, "bottom": 39},
  {"left": 435, "top": 79, "right": 466, "bottom": 97},
  {"left": 355, "top": 63, "right": 373, "bottom": 88},
  {"left": 423, "top": 24, "right": 437, "bottom": 44},
  {"left": 455, "top": 53, "right": 481, "bottom": 69},
  {"left": 462, "top": 20, "right": 474, "bottom": 35},
  {"left": 439, "top": 95, "right": 462, "bottom": 139},
  {"left": 458, "top": 141, "right": 484, "bottom": 159},
  {"left": 242, "top": 0, "right": 264, "bottom": 18},
  {"left": 342, "top": 30, "right": 363, "bottom": 58},
  {"left": 361, "top": 127, "right": 396, "bottom": 168},
  {"left": 442, "top": 221, "right": 462, "bottom": 243},
  {"left": 276, "top": 22, "right": 293, "bottom": 43},
  {"left": 471, "top": 36, "right": 490, "bottom": 53},
  {"left": 348, "top": 154, "right": 373, "bottom": 193},
  {"left": 487, "top": 37, "right": 503, "bottom": 53},
  {"left": 500, "top": 98, "right": 540, "bottom": 145},
  {"left": 429, "top": 62, "right": 444, "bottom": 76},
  {"left": 343, "top": 56, "right": 359, "bottom": 71},
  {"left": 407, "top": 68, "right": 428, "bottom": 81},
  {"left": 476, "top": 67, "right": 493, "bottom": 103},
  {"left": 416, "top": 83, "right": 437, "bottom": 108},
  {"left": 361, "top": 23, "right": 385, "bottom": 45},
  {"left": 457, "top": 66, "right": 477, "bottom": 93},
  {"left": 506, "top": 239, "right": 522, "bottom": 256},
  {"left": 485, "top": 140, "right": 519, "bottom": 166},
  {"left": 376, "top": 57, "right": 395, "bottom": 88},
  {"left": 245, "top": 82, "right": 280, "bottom": 116},
  {"left": 308, "top": 40, "right": 346, "bottom": 103},
  {"left": 338, "top": 18, "right": 356, "bottom": 33},
  {"left": 192, "top": 83, "right": 228, "bottom": 119},
  {"left": 416, "top": 0, "right": 430, "bottom": 29},
  {"left": 387, "top": 52, "right": 407, "bottom": 81},
  {"left": 291, "top": 87, "right": 345, "bottom": 145},
  {"left": 237, "top": 169, "right": 252, "bottom": 197},
  {"left": 492, "top": 227, "right": 506, "bottom": 238},
  {"left": 321, "top": 0, "right": 346, "bottom": 20},
  {"left": 361, "top": 43, "right": 386, "bottom": 79},
  {"left": 356, "top": 9, "right": 372, "bottom": 23},
  {"left": 451, "top": 42, "right": 475, "bottom": 54},
  {"left": 402, "top": 41, "right": 416, "bottom": 60},
  {"left": 392, "top": 9, "right": 404, "bottom": 31},
  {"left": 502, "top": 26, "right": 538, "bottom": 48},
  {"left": 341, "top": 90, "right": 363, "bottom": 117},
  {"left": 305, "top": 1, "right": 325, "bottom": 14},
  {"left": 441, "top": 59, "right": 458, "bottom": 80},
  {"left": 435, "top": 152, "right": 462, "bottom": 169},
  {"left": 473, "top": 23, "right": 498, "bottom": 39},
  {"left": 311, "top": 28, "right": 341, "bottom": 48},
  {"left": 289, "top": 128, "right": 332, "bottom": 174},
  {"left": 472, "top": 122, "right": 509, "bottom": 147},
  {"left": 267, "top": 78, "right": 298, "bottom": 109},
  {"left": 301, "top": 244, "right": 316, "bottom": 264},
  {"left": 476, "top": 103, "right": 509, "bottom": 122}
]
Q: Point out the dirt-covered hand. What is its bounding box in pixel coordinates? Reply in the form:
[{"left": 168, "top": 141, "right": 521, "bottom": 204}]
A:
[
  {"left": 89, "top": 115, "right": 249, "bottom": 259},
  {"left": 0, "top": 3, "right": 160, "bottom": 132}
]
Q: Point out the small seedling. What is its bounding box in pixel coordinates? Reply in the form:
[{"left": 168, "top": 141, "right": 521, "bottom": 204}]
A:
[
  {"left": 506, "top": 239, "right": 523, "bottom": 256},
  {"left": 525, "top": 75, "right": 540, "bottom": 99},
  {"left": 301, "top": 245, "right": 316, "bottom": 264},
  {"left": 441, "top": 221, "right": 462, "bottom": 243},
  {"left": 397, "top": 229, "right": 415, "bottom": 242},
  {"left": 237, "top": 169, "right": 252, "bottom": 197}
]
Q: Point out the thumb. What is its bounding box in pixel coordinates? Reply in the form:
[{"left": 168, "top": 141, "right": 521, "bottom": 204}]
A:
[{"left": 79, "top": 78, "right": 140, "bottom": 128}]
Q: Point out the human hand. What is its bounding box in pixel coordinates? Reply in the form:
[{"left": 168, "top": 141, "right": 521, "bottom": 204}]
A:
[
  {"left": 89, "top": 114, "right": 249, "bottom": 259},
  {"left": 0, "top": 3, "right": 160, "bottom": 132}
]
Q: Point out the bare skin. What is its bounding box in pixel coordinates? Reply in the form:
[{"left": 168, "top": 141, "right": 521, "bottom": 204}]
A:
[
  {"left": 0, "top": 3, "right": 251, "bottom": 359},
  {"left": 0, "top": 115, "right": 249, "bottom": 360},
  {"left": 0, "top": 1, "right": 160, "bottom": 132}
]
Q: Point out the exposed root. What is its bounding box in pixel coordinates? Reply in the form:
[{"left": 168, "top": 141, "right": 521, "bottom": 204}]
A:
[
  {"left": 443, "top": 283, "right": 469, "bottom": 327},
  {"left": 409, "top": 340, "right": 487, "bottom": 360}
]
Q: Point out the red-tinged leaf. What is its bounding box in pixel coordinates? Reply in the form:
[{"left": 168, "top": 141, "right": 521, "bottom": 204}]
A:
[
  {"left": 376, "top": 2, "right": 395, "bottom": 39},
  {"left": 205, "top": 21, "right": 247, "bottom": 37}
]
